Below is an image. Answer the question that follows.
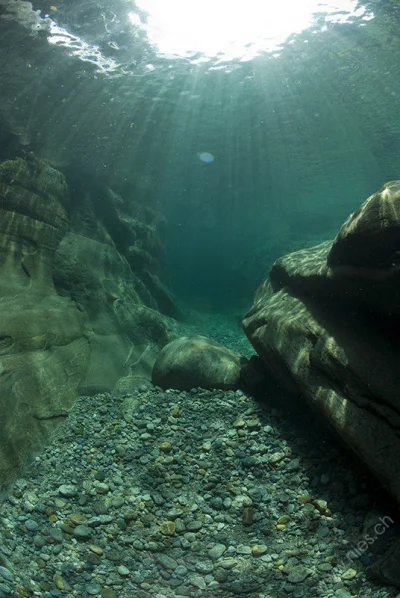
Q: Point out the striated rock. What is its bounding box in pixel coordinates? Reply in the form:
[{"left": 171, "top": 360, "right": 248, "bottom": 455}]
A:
[
  {"left": 67, "top": 184, "right": 183, "bottom": 320},
  {"left": 52, "top": 178, "right": 184, "bottom": 392},
  {"left": 152, "top": 335, "right": 245, "bottom": 390},
  {"left": 54, "top": 233, "right": 177, "bottom": 392},
  {"left": 328, "top": 181, "right": 400, "bottom": 270},
  {"left": 0, "top": 154, "right": 182, "bottom": 489},
  {"left": 0, "top": 156, "right": 89, "bottom": 491},
  {"left": 243, "top": 182, "right": 400, "bottom": 505}
]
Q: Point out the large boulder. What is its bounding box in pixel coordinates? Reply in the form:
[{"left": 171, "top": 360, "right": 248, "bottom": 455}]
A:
[
  {"left": 0, "top": 156, "right": 89, "bottom": 491},
  {"left": 54, "top": 232, "right": 177, "bottom": 393},
  {"left": 0, "top": 154, "right": 183, "bottom": 490},
  {"left": 152, "top": 335, "right": 244, "bottom": 390},
  {"left": 243, "top": 181, "right": 400, "bottom": 505}
]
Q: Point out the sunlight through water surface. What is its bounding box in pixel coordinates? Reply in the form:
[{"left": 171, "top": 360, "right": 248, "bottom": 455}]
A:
[{"left": 132, "top": 0, "right": 372, "bottom": 62}]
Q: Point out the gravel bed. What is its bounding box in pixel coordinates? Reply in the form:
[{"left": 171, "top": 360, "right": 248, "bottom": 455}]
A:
[
  {"left": 1, "top": 381, "right": 399, "bottom": 598},
  {"left": 179, "top": 312, "right": 254, "bottom": 357}
]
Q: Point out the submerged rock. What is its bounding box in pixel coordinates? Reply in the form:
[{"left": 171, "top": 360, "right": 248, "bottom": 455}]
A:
[
  {"left": 0, "top": 156, "right": 89, "bottom": 492},
  {"left": 152, "top": 335, "right": 245, "bottom": 390},
  {"left": 0, "top": 155, "right": 181, "bottom": 490},
  {"left": 243, "top": 181, "right": 400, "bottom": 505}
]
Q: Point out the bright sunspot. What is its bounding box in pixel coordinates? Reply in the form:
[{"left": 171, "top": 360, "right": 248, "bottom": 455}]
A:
[{"left": 132, "top": 0, "right": 371, "bottom": 61}]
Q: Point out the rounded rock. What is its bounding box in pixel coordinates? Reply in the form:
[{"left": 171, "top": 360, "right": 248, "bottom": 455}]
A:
[{"left": 208, "top": 543, "right": 227, "bottom": 560}]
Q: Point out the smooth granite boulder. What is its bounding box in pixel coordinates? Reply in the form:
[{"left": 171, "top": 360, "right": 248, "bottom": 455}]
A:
[
  {"left": 0, "top": 156, "right": 90, "bottom": 491},
  {"left": 328, "top": 180, "right": 400, "bottom": 270},
  {"left": 243, "top": 181, "right": 400, "bottom": 506},
  {"left": 152, "top": 335, "right": 244, "bottom": 390}
]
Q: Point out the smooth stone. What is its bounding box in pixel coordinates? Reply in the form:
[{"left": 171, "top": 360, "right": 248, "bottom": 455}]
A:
[
  {"left": 175, "top": 565, "right": 188, "bottom": 577},
  {"left": 236, "top": 545, "right": 252, "bottom": 555},
  {"left": 220, "top": 558, "right": 238, "bottom": 569},
  {"left": 186, "top": 520, "right": 203, "bottom": 532},
  {"left": 156, "top": 554, "right": 178, "bottom": 571},
  {"left": 58, "top": 485, "right": 77, "bottom": 498},
  {"left": 214, "top": 569, "right": 228, "bottom": 583},
  {"left": 25, "top": 519, "right": 38, "bottom": 532},
  {"left": 117, "top": 566, "right": 130, "bottom": 577},
  {"left": 288, "top": 565, "right": 310, "bottom": 583},
  {"left": 195, "top": 562, "right": 214, "bottom": 574},
  {"left": 86, "top": 515, "right": 113, "bottom": 527},
  {"left": 49, "top": 529, "right": 63, "bottom": 543},
  {"left": 0, "top": 582, "right": 11, "bottom": 595},
  {"left": 33, "top": 535, "right": 45, "bottom": 548},
  {"left": 0, "top": 568, "right": 13, "bottom": 582},
  {"left": 341, "top": 568, "right": 357, "bottom": 580},
  {"left": 189, "top": 575, "right": 206, "bottom": 590},
  {"left": 251, "top": 544, "right": 268, "bottom": 557},
  {"left": 72, "top": 525, "right": 92, "bottom": 541},
  {"left": 208, "top": 544, "right": 227, "bottom": 560},
  {"left": 86, "top": 583, "right": 102, "bottom": 595}
]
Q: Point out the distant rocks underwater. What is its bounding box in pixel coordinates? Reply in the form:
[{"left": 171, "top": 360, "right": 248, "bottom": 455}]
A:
[
  {"left": 1, "top": 158, "right": 400, "bottom": 592},
  {"left": 0, "top": 155, "right": 183, "bottom": 491}
]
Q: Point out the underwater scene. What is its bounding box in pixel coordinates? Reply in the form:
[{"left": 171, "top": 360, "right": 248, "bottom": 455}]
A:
[{"left": 1, "top": 0, "right": 400, "bottom": 597}]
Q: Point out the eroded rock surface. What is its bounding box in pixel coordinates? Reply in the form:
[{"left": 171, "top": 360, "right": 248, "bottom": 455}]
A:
[
  {"left": 0, "top": 156, "right": 89, "bottom": 490},
  {"left": 0, "top": 155, "right": 181, "bottom": 489},
  {"left": 53, "top": 162, "right": 182, "bottom": 392},
  {"left": 152, "top": 335, "right": 245, "bottom": 390},
  {"left": 243, "top": 181, "right": 400, "bottom": 504}
]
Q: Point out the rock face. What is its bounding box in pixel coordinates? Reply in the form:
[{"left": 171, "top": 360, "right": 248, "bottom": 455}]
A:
[
  {"left": 54, "top": 233, "right": 177, "bottom": 392},
  {"left": 53, "top": 168, "right": 181, "bottom": 393},
  {"left": 243, "top": 182, "right": 400, "bottom": 504},
  {"left": 0, "top": 156, "right": 90, "bottom": 491},
  {"left": 152, "top": 335, "right": 244, "bottom": 390},
  {"left": 0, "top": 155, "right": 180, "bottom": 489}
]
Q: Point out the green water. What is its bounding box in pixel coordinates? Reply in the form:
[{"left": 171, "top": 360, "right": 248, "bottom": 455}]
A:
[{"left": 0, "top": 0, "right": 399, "bottom": 312}]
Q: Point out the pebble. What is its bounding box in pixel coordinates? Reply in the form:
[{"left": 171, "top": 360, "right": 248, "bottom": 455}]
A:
[
  {"left": 186, "top": 520, "right": 203, "bottom": 531},
  {"left": 156, "top": 554, "right": 178, "bottom": 571},
  {"left": 208, "top": 543, "right": 227, "bottom": 560},
  {"left": 72, "top": 525, "right": 92, "bottom": 540},
  {"left": 0, "top": 569, "right": 13, "bottom": 583},
  {"left": 117, "top": 566, "right": 130, "bottom": 577},
  {"left": 189, "top": 575, "right": 206, "bottom": 589},
  {"left": 251, "top": 544, "right": 268, "bottom": 557},
  {"left": 341, "top": 568, "right": 357, "bottom": 580},
  {"left": 25, "top": 519, "right": 38, "bottom": 532},
  {"left": 242, "top": 506, "right": 254, "bottom": 525},
  {"left": 160, "top": 521, "right": 176, "bottom": 535},
  {"left": 195, "top": 561, "right": 214, "bottom": 574},
  {"left": 0, "top": 361, "right": 395, "bottom": 598},
  {"left": 86, "top": 583, "right": 102, "bottom": 595},
  {"left": 288, "top": 565, "right": 310, "bottom": 583},
  {"left": 232, "top": 416, "right": 246, "bottom": 429},
  {"left": 0, "top": 582, "right": 12, "bottom": 595},
  {"left": 58, "top": 484, "right": 77, "bottom": 497}
]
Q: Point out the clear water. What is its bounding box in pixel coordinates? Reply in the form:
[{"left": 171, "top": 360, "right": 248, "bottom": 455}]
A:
[
  {"left": 1, "top": 0, "right": 398, "bottom": 313},
  {"left": 1, "top": 2, "right": 400, "bottom": 597}
]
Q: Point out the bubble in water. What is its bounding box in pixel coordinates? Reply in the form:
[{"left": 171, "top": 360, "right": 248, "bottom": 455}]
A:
[{"left": 198, "top": 152, "right": 215, "bottom": 163}]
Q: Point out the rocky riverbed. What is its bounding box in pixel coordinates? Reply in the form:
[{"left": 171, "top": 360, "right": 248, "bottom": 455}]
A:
[{"left": 0, "top": 377, "right": 399, "bottom": 598}]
